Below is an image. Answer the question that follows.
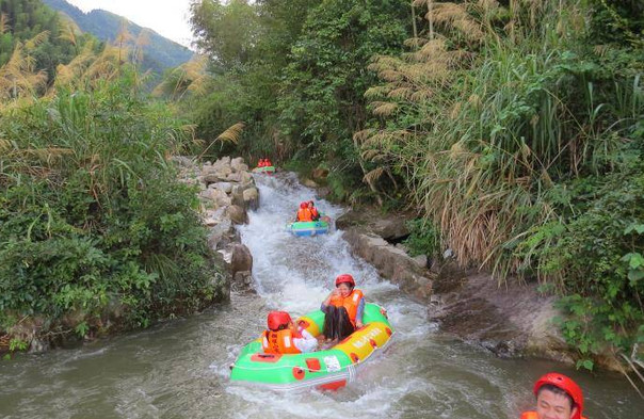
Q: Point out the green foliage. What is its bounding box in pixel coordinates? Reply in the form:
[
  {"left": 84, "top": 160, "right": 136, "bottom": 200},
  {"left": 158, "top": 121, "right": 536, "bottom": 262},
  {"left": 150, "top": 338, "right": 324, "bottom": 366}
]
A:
[
  {"left": 0, "top": 0, "right": 84, "bottom": 81},
  {"left": 403, "top": 219, "right": 440, "bottom": 258},
  {"left": 190, "top": 0, "right": 261, "bottom": 70},
  {"left": 0, "top": 75, "right": 221, "bottom": 341},
  {"left": 520, "top": 147, "right": 644, "bottom": 363},
  {"left": 277, "top": 0, "right": 409, "bottom": 185},
  {"left": 355, "top": 0, "right": 644, "bottom": 362}
]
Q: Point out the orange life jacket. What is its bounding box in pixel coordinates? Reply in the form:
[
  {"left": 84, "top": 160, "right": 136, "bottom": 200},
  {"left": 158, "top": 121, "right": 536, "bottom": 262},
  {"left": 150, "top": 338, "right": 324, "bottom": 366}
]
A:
[
  {"left": 297, "top": 208, "right": 312, "bottom": 222},
  {"left": 521, "top": 411, "right": 587, "bottom": 419},
  {"left": 266, "top": 160, "right": 272, "bottom": 166},
  {"left": 329, "top": 289, "right": 364, "bottom": 326},
  {"left": 262, "top": 329, "right": 303, "bottom": 354}
]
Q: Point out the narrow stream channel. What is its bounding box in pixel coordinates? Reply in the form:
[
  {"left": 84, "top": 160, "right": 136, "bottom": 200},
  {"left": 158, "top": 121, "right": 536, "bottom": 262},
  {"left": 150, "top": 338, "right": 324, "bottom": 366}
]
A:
[{"left": 0, "top": 172, "right": 641, "bottom": 419}]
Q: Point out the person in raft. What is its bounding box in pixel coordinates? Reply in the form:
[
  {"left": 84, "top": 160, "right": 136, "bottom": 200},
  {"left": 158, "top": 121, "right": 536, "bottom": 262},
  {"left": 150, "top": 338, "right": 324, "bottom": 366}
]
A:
[
  {"left": 296, "top": 201, "right": 312, "bottom": 222},
  {"left": 521, "top": 372, "right": 586, "bottom": 419},
  {"left": 308, "top": 200, "right": 320, "bottom": 221},
  {"left": 320, "top": 274, "right": 365, "bottom": 343},
  {"left": 262, "top": 311, "right": 318, "bottom": 354}
]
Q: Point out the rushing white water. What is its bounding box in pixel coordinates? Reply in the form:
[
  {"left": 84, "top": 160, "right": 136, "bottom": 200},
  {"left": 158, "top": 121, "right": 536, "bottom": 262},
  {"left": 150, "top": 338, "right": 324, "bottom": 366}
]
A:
[{"left": 0, "top": 172, "right": 641, "bottom": 419}]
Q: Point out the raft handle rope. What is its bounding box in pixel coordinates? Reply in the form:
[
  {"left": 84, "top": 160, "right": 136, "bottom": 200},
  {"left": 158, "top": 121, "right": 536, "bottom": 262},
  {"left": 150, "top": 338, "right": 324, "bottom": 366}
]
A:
[{"left": 230, "top": 330, "right": 395, "bottom": 374}]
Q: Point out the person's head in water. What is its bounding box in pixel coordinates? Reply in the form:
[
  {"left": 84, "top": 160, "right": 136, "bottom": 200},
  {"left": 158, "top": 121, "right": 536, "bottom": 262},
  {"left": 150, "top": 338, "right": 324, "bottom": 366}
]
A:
[
  {"left": 335, "top": 274, "right": 355, "bottom": 298},
  {"left": 533, "top": 373, "right": 583, "bottom": 419}
]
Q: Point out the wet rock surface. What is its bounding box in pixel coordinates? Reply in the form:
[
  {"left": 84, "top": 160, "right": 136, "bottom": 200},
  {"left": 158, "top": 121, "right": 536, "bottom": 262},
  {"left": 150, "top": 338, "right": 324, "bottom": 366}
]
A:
[
  {"left": 429, "top": 272, "right": 570, "bottom": 361},
  {"left": 337, "top": 207, "right": 574, "bottom": 364}
]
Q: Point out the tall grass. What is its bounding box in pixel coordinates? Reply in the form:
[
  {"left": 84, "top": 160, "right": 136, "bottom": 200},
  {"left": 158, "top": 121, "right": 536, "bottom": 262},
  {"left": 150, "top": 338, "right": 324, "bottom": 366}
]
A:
[
  {"left": 0, "top": 66, "right": 222, "bottom": 340},
  {"left": 361, "top": 0, "right": 642, "bottom": 280}
]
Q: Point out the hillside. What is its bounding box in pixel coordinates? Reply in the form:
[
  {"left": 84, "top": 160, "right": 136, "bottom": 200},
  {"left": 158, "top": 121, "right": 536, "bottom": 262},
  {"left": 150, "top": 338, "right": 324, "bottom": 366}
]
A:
[{"left": 42, "top": 0, "right": 193, "bottom": 72}]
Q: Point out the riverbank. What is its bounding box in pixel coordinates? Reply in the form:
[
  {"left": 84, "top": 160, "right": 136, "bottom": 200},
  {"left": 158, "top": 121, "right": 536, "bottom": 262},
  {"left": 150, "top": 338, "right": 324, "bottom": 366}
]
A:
[
  {"left": 0, "top": 157, "right": 261, "bottom": 356},
  {"left": 334, "top": 206, "right": 631, "bottom": 371}
]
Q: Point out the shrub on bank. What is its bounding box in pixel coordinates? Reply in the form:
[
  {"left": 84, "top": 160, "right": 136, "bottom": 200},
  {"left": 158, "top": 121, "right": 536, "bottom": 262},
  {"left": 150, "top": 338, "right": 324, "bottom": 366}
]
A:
[{"left": 0, "top": 77, "right": 225, "bottom": 350}]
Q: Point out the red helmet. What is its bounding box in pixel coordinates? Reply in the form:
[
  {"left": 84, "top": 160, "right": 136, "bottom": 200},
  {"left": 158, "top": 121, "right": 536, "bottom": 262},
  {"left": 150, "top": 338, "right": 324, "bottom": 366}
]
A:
[
  {"left": 335, "top": 274, "right": 355, "bottom": 287},
  {"left": 267, "top": 311, "right": 292, "bottom": 331},
  {"left": 534, "top": 372, "right": 583, "bottom": 419},
  {"left": 300, "top": 202, "right": 307, "bottom": 209}
]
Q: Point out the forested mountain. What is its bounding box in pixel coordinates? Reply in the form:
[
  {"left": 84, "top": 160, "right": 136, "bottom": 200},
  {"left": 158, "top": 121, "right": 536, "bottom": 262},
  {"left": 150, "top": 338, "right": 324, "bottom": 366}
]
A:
[
  {"left": 42, "top": 0, "right": 193, "bottom": 72},
  {"left": 0, "top": 0, "right": 92, "bottom": 81}
]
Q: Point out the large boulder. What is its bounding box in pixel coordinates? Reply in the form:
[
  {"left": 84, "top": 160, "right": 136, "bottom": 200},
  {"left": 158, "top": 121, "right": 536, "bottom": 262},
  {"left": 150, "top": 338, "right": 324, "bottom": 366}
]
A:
[
  {"left": 232, "top": 271, "right": 255, "bottom": 293},
  {"left": 336, "top": 208, "right": 413, "bottom": 241},
  {"left": 226, "top": 205, "right": 248, "bottom": 225},
  {"left": 243, "top": 187, "right": 259, "bottom": 211},
  {"left": 231, "top": 185, "right": 245, "bottom": 207},
  {"left": 220, "top": 243, "right": 253, "bottom": 278},
  {"left": 231, "top": 157, "right": 249, "bottom": 173},
  {"left": 303, "top": 179, "right": 318, "bottom": 188},
  {"left": 241, "top": 171, "right": 254, "bottom": 187},
  {"left": 209, "top": 182, "right": 233, "bottom": 194},
  {"left": 342, "top": 229, "right": 434, "bottom": 301},
  {"left": 227, "top": 172, "right": 242, "bottom": 183},
  {"left": 207, "top": 219, "right": 240, "bottom": 251},
  {"left": 203, "top": 208, "right": 226, "bottom": 227}
]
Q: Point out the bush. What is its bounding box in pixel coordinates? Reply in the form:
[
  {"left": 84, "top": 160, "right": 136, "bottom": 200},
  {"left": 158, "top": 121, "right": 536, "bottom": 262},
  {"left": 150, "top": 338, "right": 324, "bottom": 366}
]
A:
[{"left": 0, "top": 76, "right": 223, "bottom": 340}]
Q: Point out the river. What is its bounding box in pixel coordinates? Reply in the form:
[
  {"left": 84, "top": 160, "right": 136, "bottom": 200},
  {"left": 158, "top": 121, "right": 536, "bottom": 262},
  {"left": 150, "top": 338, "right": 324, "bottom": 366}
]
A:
[{"left": 0, "top": 172, "right": 642, "bottom": 419}]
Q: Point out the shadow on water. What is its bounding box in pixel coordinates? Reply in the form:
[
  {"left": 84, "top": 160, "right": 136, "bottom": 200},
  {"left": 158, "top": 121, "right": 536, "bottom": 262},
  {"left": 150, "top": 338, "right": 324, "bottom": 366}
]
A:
[{"left": 0, "top": 172, "right": 642, "bottom": 419}]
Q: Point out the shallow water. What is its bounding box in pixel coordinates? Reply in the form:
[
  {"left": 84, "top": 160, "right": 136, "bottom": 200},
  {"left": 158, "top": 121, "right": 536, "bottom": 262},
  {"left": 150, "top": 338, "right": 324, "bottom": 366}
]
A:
[{"left": 1, "top": 172, "right": 642, "bottom": 419}]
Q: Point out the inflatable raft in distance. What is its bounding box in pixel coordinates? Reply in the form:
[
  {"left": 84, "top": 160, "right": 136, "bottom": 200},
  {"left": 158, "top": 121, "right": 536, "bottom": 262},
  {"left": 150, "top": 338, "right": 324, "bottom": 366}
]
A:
[
  {"left": 252, "top": 165, "right": 276, "bottom": 174},
  {"left": 286, "top": 218, "right": 330, "bottom": 237},
  {"left": 229, "top": 303, "right": 393, "bottom": 391}
]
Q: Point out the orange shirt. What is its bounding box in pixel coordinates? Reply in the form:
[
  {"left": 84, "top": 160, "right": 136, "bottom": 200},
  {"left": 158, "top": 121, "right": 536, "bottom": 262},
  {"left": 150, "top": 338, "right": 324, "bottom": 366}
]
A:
[{"left": 297, "top": 208, "right": 312, "bottom": 222}]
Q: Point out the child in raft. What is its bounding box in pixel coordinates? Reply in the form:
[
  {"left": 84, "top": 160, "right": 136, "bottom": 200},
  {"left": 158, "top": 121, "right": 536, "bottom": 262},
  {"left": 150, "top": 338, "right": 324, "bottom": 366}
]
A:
[
  {"left": 320, "top": 274, "right": 365, "bottom": 343},
  {"left": 262, "top": 311, "right": 318, "bottom": 354}
]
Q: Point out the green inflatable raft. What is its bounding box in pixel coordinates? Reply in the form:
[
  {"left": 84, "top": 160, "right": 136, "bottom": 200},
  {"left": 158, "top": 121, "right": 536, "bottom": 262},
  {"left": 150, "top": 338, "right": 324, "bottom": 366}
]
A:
[{"left": 229, "top": 303, "right": 393, "bottom": 391}]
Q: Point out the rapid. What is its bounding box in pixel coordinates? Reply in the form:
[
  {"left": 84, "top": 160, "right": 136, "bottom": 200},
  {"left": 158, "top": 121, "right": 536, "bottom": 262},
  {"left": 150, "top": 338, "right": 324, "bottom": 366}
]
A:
[{"left": 0, "top": 173, "right": 642, "bottom": 419}]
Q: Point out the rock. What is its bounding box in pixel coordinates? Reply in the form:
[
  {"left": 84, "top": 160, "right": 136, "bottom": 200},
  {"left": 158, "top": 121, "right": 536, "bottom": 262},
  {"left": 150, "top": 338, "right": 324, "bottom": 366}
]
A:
[
  {"left": 231, "top": 157, "right": 249, "bottom": 173},
  {"left": 207, "top": 219, "right": 240, "bottom": 251},
  {"left": 198, "top": 189, "right": 217, "bottom": 201},
  {"left": 371, "top": 217, "right": 409, "bottom": 241},
  {"left": 214, "top": 191, "right": 232, "bottom": 208},
  {"left": 209, "top": 269, "right": 231, "bottom": 302},
  {"left": 443, "top": 248, "right": 455, "bottom": 259},
  {"left": 203, "top": 208, "right": 226, "bottom": 226},
  {"left": 231, "top": 185, "right": 245, "bottom": 207},
  {"left": 342, "top": 229, "right": 434, "bottom": 300},
  {"left": 241, "top": 171, "right": 254, "bottom": 186},
  {"left": 171, "top": 156, "right": 195, "bottom": 167},
  {"left": 312, "top": 168, "right": 329, "bottom": 180},
  {"left": 210, "top": 182, "right": 233, "bottom": 194},
  {"left": 303, "top": 179, "right": 318, "bottom": 188},
  {"left": 412, "top": 255, "right": 428, "bottom": 269},
  {"left": 232, "top": 271, "right": 255, "bottom": 293},
  {"left": 335, "top": 209, "right": 366, "bottom": 230},
  {"left": 428, "top": 272, "right": 574, "bottom": 362},
  {"left": 243, "top": 187, "right": 259, "bottom": 211},
  {"left": 203, "top": 172, "right": 229, "bottom": 184},
  {"left": 29, "top": 337, "right": 50, "bottom": 354},
  {"left": 226, "top": 205, "right": 248, "bottom": 225},
  {"left": 227, "top": 172, "right": 242, "bottom": 183},
  {"left": 220, "top": 243, "right": 253, "bottom": 278}
]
